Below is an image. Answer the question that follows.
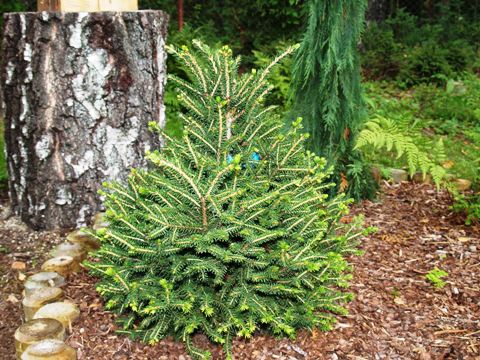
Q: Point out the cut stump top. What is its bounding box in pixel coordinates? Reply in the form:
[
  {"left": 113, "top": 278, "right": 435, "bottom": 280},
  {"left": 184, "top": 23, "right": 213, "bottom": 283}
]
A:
[{"left": 37, "top": 0, "right": 138, "bottom": 12}]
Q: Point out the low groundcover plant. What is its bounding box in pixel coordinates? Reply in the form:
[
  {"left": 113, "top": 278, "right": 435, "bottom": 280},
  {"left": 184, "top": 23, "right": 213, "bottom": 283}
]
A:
[{"left": 87, "top": 41, "right": 367, "bottom": 359}]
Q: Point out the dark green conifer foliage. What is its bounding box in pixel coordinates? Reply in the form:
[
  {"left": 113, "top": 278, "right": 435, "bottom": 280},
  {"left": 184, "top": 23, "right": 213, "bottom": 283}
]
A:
[
  {"left": 291, "top": 0, "right": 377, "bottom": 201},
  {"left": 87, "top": 42, "right": 364, "bottom": 360}
]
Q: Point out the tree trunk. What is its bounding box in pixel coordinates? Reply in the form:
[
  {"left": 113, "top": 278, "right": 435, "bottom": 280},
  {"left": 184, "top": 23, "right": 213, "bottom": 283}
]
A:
[{"left": 1, "top": 10, "right": 169, "bottom": 230}]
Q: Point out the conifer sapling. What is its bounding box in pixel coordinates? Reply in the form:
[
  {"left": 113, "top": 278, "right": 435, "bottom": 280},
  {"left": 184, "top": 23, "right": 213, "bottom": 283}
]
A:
[
  {"left": 290, "top": 0, "right": 377, "bottom": 200},
  {"left": 87, "top": 41, "right": 366, "bottom": 359}
]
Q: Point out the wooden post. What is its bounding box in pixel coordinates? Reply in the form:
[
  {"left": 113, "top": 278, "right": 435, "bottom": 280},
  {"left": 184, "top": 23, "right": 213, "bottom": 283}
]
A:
[
  {"left": 37, "top": 0, "right": 138, "bottom": 12},
  {"left": 99, "top": 0, "right": 138, "bottom": 12},
  {"left": 37, "top": 0, "right": 60, "bottom": 11},
  {"left": 2, "top": 11, "right": 168, "bottom": 230},
  {"left": 178, "top": 0, "right": 184, "bottom": 31}
]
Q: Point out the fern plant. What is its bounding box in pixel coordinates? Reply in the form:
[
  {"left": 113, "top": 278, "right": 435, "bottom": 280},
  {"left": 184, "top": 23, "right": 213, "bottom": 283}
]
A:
[
  {"left": 425, "top": 267, "right": 448, "bottom": 289},
  {"left": 87, "top": 42, "right": 366, "bottom": 359},
  {"left": 355, "top": 116, "right": 447, "bottom": 187}
]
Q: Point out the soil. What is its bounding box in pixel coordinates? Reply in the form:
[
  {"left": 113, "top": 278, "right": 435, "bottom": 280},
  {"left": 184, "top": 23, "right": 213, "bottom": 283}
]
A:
[{"left": 0, "top": 183, "right": 479, "bottom": 359}]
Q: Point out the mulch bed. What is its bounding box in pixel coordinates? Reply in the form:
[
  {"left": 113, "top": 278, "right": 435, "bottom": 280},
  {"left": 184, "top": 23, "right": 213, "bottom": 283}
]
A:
[{"left": 0, "top": 183, "right": 479, "bottom": 359}]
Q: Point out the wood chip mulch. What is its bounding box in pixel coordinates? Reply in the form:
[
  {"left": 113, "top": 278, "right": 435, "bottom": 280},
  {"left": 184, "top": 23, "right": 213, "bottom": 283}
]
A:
[{"left": 0, "top": 183, "right": 479, "bottom": 359}]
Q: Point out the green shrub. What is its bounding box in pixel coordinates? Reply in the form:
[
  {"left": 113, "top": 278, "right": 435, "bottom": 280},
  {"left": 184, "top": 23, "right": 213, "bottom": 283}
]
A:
[
  {"left": 162, "top": 23, "right": 220, "bottom": 139},
  {"left": 415, "top": 76, "right": 480, "bottom": 127},
  {"left": 443, "top": 39, "right": 476, "bottom": 73},
  {"left": 452, "top": 192, "right": 480, "bottom": 225},
  {"left": 361, "top": 24, "right": 402, "bottom": 79},
  {"left": 290, "top": 0, "right": 377, "bottom": 201},
  {"left": 397, "top": 43, "right": 453, "bottom": 87},
  {"left": 361, "top": 7, "right": 480, "bottom": 85},
  {"left": 88, "top": 42, "right": 365, "bottom": 359}
]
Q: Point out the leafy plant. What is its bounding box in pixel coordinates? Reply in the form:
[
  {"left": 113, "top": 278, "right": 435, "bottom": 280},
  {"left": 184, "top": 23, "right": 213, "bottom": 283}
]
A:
[
  {"left": 425, "top": 267, "right": 448, "bottom": 289},
  {"left": 452, "top": 192, "right": 480, "bottom": 225},
  {"left": 415, "top": 76, "right": 480, "bottom": 128},
  {"left": 140, "top": 0, "right": 305, "bottom": 62},
  {"left": 88, "top": 41, "right": 366, "bottom": 359},
  {"left": 355, "top": 116, "right": 447, "bottom": 187},
  {"left": 362, "top": 80, "right": 480, "bottom": 185}
]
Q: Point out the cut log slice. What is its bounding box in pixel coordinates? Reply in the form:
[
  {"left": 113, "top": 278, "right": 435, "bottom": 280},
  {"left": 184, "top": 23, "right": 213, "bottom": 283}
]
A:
[
  {"left": 455, "top": 178, "right": 472, "bottom": 191},
  {"left": 33, "top": 301, "right": 80, "bottom": 330},
  {"left": 411, "top": 171, "right": 432, "bottom": 184},
  {"left": 50, "top": 242, "right": 87, "bottom": 263},
  {"left": 41, "top": 256, "right": 79, "bottom": 277},
  {"left": 92, "top": 213, "right": 109, "bottom": 231},
  {"left": 66, "top": 230, "right": 100, "bottom": 252},
  {"left": 14, "top": 319, "right": 65, "bottom": 358},
  {"left": 23, "top": 287, "right": 64, "bottom": 321},
  {"left": 37, "top": 0, "right": 138, "bottom": 12},
  {"left": 370, "top": 166, "right": 382, "bottom": 184},
  {"left": 390, "top": 169, "right": 408, "bottom": 184},
  {"left": 24, "top": 272, "right": 65, "bottom": 297},
  {"left": 21, "top": 339, "right": 76, "bottom": 360}
]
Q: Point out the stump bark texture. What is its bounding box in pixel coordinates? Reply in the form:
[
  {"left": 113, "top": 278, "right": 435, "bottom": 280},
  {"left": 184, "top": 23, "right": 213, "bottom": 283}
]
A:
[{"left": 1, "top": 11, "right": 168, "bottom": 229}]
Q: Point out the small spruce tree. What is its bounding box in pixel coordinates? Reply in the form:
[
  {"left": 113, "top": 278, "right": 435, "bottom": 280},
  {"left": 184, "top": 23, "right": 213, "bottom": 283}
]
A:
[
  {"left": 88, "top": 41, "right": 364, "bottom": 360},
  {"left": 290, "top": 0, "right": 377, "bottom": 201}
]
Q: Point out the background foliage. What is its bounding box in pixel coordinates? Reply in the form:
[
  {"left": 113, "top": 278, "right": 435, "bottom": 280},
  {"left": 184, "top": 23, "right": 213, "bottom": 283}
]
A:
[
  {"left": 140, "top": 0, "right": 305, "bottom": 61},
  {"left": 0, "top": 0, "right": 478, "bottom": 217},
  {"left": 362, "top": 3, "right": 480, "bottom": 86}
]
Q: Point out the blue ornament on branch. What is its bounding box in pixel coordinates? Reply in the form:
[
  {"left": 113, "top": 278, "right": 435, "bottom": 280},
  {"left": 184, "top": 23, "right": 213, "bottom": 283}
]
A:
[{"left": 226, "top": 152, "right": 261, "bottom": 168}]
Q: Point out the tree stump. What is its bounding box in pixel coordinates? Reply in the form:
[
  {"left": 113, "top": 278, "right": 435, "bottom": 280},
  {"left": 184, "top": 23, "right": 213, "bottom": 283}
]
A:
[
  {"left": 1, "top": 11, "right": 169, "bottom": 230},
  {"left": 50, "top": 242, "right": 87, "bottom": 262},
  {"left": 66, "top": 229, "right": 100, "bottom": 251},
  {"left": 23, "top": 287, "right": 64, "bottom": 321},
  {"left": 24, "top": 272, "right": 65, "bottom": 297},
  {"left": 21, "top": 339, "right": 76, "bottom": 360},
  {"left": 14, "top": 318, "right": 65, "bottom": 358},
  {"left": 41, "top": 256, "right": 79, "bottom": 276},
  {"left": 33, "top": 301, "right": 80, "bottom": 329}
]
